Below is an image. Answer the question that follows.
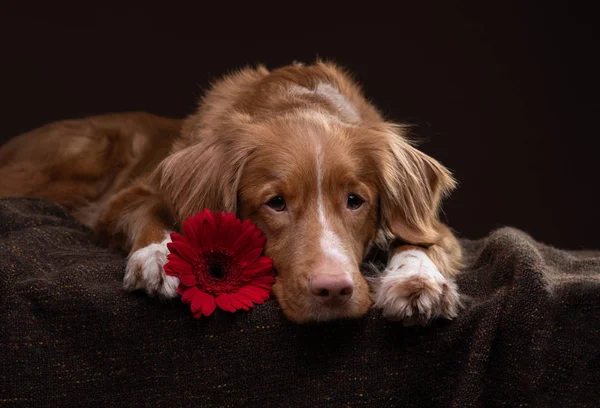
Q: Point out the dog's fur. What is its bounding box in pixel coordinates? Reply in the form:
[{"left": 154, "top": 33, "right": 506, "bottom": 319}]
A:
[{"left": 0, "top": 61, "right": 462, "bottom": 323}]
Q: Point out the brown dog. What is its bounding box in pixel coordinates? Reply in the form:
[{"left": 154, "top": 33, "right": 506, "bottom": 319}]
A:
[{"left": 0, "top": 61, "right": 462, "bottom": 323}]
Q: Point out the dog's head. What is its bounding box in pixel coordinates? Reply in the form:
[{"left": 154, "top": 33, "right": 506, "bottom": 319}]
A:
[{"left": 156, "top": 111, "right": 455, "bottom": 322}]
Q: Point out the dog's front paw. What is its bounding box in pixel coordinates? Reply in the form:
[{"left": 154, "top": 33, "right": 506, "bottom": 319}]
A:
[
  {"left": 123, "top": 234, "right": 179, "bottom": 300},
  {"left": 374, "top": 249, "right": 461, "bottom": 325}
]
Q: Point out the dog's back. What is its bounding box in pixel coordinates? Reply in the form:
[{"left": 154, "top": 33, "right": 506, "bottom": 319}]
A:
[{"left": 0, "top": 112, "right": 181, "bottom": 223}]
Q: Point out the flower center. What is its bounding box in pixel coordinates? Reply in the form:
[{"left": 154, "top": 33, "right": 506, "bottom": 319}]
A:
[
  {"left": 193, "top": 248, "right": 245, "bottom": 294},
  {"left": 208, "top": 264, "right": 225, "bottom": 279}
]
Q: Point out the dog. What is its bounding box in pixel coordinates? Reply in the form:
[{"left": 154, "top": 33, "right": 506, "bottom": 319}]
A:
[{"left": 0, "top": 61, "right": 462, "bottom": 324}]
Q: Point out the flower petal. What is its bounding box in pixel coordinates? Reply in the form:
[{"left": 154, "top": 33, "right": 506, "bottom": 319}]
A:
[
  {"left": 200, "top": 211, "right": 218, "bottom": 247},
  {"left": 170, "top": 233, "right": 192, "bottom": 250},
  {"left": 178, "top": 271, "right": 197, "bottom": 287},
  {"left": 190, "top": 290, "right": 203, "bottom": 313},
  {"left": 224, "top": 293, "right": 240, "bottom": 312},
  {"left": 181, "top": 286, "right": 200, "bottom": 304},
  {"left": 233, "top": 228, "right": 265, "bottom": 255},
  {"left": 233, "top": 293, "right": 255, "bottom": 309},
  {"left": 236, "top": 285, "right": 271, "bottom": 304},
  {"left": 240, "top": 259, "right": 274, "bottom": 280},
  {"left": 237, "top": 247, "right": 263, "bottom": 270},
  {"left": 167, "top": 240, "right": 198, "bottom": 264},
  {"left": 251, "top": 275, "right": 276, "bottom": 288},
  {"left": 214, "top": 212, "right": 229, "bottom": 247},
  {"left": 250, "top": 229, "right": 264, "bottom": 246},
  {"left": 201, "top": 294, "right": 217, "bottom": 316},
  {"left": 182, "top": 217, "right": 202, "bottom": 250},
  {"left": 164, "top": 258, "right": 192, "bottom": 278},
  {"left": 191, "top": 290, "right": 216, "bottom": 316},
  {"left": 216, "top": 293, "right": 236, "bottom": 313},
  {"left": 228, "top": 295, "right": 249, "bottom": 311},
  {"left": 250, "top": 285, "right": 272, "bottom": 300},
  {"left": 212, "top": 215, "right": 225, "bottom": 248},
  {"left": 192, "top": 214, "right": 209, "bottom": 249},
  {"left": 213, "top": 212, "right": 235, "bottom": 248},
  {"left": 169, "top": 231, "right": 185, "bottom": 243},
  {"left": 222, "top": 215, "right": 242, "bottom": 248},
  {"left": 231, "top": 221, "right": 259, "bottom": 253}
]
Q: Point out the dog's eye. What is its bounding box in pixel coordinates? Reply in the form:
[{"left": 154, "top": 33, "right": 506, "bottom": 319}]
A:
[
  {"left": 267, "top": 196, "right": 286, "bottom": 212},
  {"left": 347, "top": 193, "right": 365, "bottom": 210}
]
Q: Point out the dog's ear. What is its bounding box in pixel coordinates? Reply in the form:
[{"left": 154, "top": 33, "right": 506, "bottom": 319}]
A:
[
  {"left": 153, "top": 137, "right": 251, "bottom": 223},
  {"left": 376, "top": 125, "right": 457, "bottom": 245}
]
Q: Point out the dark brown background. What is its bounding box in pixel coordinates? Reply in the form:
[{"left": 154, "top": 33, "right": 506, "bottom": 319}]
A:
[{"left": 1, "top": 3, "right": 598, "bottom": 249}]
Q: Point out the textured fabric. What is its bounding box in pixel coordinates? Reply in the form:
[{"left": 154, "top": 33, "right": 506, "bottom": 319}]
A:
[{"left": 1, "top": 198, "right": 599, "bottom": 407}]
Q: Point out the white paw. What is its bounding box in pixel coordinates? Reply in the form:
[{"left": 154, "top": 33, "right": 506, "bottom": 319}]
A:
[
  {"left": 374, "top": 249, "right": 461, "bottom": 325},
  {"left": 123, "top": 233, "right": 179, "bottom": 300}
]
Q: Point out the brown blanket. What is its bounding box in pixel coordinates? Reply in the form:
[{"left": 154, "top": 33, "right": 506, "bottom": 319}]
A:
[{"left": 1, "top": 198, "right": 599, "bottom": 407}]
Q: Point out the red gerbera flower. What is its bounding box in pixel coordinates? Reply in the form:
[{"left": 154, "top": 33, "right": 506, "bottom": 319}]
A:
[{"left": 164, "top": 209, "right": 275, "bottom": 318}]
